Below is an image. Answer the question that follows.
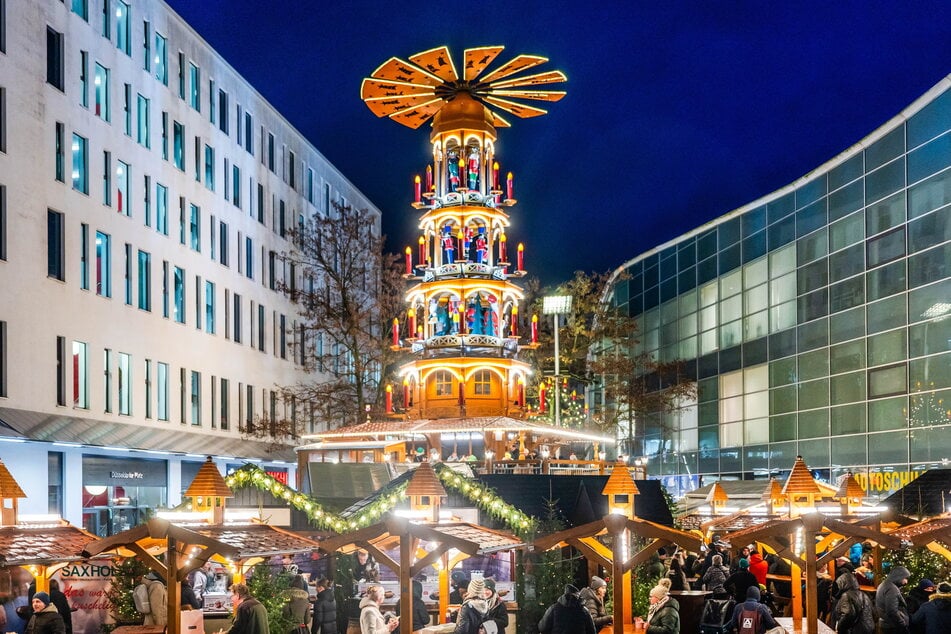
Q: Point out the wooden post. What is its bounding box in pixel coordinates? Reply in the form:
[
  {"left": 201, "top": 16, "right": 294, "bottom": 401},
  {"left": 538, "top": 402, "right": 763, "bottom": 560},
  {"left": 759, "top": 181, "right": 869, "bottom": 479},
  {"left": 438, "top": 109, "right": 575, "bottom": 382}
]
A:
[
  {"left": 399, "top": 537, "right": 412, "bottom": 634},
  {"left": 438, "top": 553, "right": 450, "bottom": 624},
  {"left": 167, "top": 535, "right": 181, "bottom": 634},
  {"left": 802, "top": 516, "right": 822, "bottom": 634}
]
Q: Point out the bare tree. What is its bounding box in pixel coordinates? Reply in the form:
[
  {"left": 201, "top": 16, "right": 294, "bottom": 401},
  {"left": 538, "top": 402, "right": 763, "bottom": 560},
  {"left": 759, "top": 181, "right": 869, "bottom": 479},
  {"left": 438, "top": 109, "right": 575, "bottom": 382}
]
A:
[{"left": 276, "top": 201, "right": 405, "bottom": 430}]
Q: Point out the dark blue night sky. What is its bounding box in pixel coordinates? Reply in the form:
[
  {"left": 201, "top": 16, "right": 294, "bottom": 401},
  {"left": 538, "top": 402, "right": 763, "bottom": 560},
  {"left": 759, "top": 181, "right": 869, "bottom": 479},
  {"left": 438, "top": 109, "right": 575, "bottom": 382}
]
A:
[{"left": 164, "top": 0, "right": 950, "bottom": 286}]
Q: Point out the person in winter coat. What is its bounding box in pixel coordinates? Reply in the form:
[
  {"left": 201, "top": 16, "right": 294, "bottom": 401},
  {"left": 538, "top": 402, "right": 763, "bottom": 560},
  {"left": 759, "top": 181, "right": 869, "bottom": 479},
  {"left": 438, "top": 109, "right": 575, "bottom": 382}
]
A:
[
  {"left": 725, "top": 560, "right": 759, "bottom": 604},
  {"left": 666, "top": 558, "right": 689, "bottom": 592},
  {"left": 359, "top": 586, "right": 398, "bottom": 634},
  {"left": 26, "top": 593, "right": 65, "bottom": 634},
  {"left": 834, "top": 572, "right": 874, "bottom": 634},
  {"left": 907, "top": 579, "right": 936, "bottom": 616},
  {"left": 181, "top": 579, "right": 202, "bottom": 610},
  {"left": 876, "top": 565, "right": 911, "bottom": 634},
  {"left": 454, "top": 579, "right": 489, "bottom": 634},
  {"left": 911, "top": 581, "right": 951, "bottom": 634},
  {"left": 731, "top": 586, "right": 777, "bottom": 634},
  {"left": 645, "top": 579, "right": 680, "bottom": 634},
  {"left": 143, "top": 572, "right": 168, "bottom": 627},
  {"left": 47, "top": 581, "right": 72, "bottom": 634},
  {"left": 702, "top": 555, "right": 731, "bottom": 593},
  {"left": 538, "top": 584, "right": 596, "bottom": 634},
  {"left": 747, "top": 552, "right": 768, "bottom": 587},
  {"left": 394, "top": 580, "right": 429, "bottom": 633},
  {"left": 310, "top": 579, "right": 336, "bottom": 634},
  {"left": 481, "top": 579, "right": 508, "bottom": 634},
  {"left": 579, "top": 576, "right": 612, "bottom": 631},
  {"left": 282, "top": 587, "right": 312, "bottom": 631},
  {"left": 223, "top": 584, "right": 270, "bottom": 634}
]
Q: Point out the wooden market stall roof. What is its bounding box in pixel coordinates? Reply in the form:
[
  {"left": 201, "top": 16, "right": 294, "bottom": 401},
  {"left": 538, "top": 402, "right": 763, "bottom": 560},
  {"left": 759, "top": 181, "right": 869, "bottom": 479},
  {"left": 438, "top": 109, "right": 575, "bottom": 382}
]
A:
[
  {"left": 0, "top": 523, "right": 103, "bottom": 566},
  {"left": 0, "top": 459, "right": 26, "bottom": 498}
]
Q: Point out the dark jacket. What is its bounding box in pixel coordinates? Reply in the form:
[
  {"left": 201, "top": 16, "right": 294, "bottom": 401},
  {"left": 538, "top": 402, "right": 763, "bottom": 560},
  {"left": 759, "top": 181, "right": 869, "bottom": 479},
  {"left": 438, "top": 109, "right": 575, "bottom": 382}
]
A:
[
  {"left": 49, "top": 589, "right": 73, "bottom": 634},
  {"left": 311, "top": 587, "right": 337, "bottom": 634},
  {"left": 834, "top": 573, "right": 874, "bottom": 634},
  {"left": 731, "top": 588, "right": 777, "bottom": 634},
  {"left": 395, "top": 580, "right": 429, "bottom": 632},
  {"left": 229, "top": 597, "right": 270, "bottom": 634},
  {"left": 725, "top": 570, "right": 759, "bottom": 604},
  {"left": 906, "top": 588, "right": 933, "bottom": 616},
  {"left": 484, "top": 591, "right": 508, "bottom": 634},
  {"left": 538, "top": 587, "right": 596, "bottom": 634},
  {"left": 454, "top": 597, "right": 488, "bottom": 634},
  {"left": 26, "top": 605, "right": 66, "bottom": 634},
  {"left": 910, "top": 590, "right": 951, "bottom": 634},
  {"left": 666, "top": 568, "right": 688, "bottom": 592},
  {"left": 181, "top": 580, "right": 202, "bottom": 610},
  {"left": 702, "top": 565, "right": 730, "bottom": 592},
  {"left": 876, "top": 566, "right": 911, "bottom": 634},
  {"left": 647, "top": 597, "right": 680, "bottom": 634},
  {"left": 578, "top": 587, "right": 612, "bottom": 630}
]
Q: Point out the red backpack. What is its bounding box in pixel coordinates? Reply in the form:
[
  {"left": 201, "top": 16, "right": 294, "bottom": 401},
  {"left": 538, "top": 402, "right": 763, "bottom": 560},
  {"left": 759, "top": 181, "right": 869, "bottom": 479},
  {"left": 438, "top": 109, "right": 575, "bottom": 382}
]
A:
[{"left": 737, "top": 607, "right": 762, "bottom": 634}]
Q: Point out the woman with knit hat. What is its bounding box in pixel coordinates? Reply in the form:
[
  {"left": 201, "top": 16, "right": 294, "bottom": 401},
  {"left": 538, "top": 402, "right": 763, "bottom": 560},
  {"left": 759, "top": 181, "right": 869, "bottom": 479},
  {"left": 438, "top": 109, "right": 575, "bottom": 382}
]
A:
[
  {"left": 644, "top": 578, "right": 680, "bottom": 634},
  {"left": 454, "top": 578, "right": 489, "bottom": 634},
  {"left": 26, "top": 592, "right": 66, "bottom": 634}
]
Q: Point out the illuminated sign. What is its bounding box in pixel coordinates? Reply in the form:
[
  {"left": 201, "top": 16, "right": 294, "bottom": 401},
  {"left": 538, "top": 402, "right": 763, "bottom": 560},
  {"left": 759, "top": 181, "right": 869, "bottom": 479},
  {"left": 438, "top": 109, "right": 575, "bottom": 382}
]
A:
[{"left": 853, "top": 470, "right": 922, "bottom": 493}]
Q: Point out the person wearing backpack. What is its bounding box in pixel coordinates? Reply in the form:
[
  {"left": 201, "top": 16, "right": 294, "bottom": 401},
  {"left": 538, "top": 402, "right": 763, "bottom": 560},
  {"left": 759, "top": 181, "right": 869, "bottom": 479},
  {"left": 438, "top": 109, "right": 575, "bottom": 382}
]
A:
[
  {"left": 732, "top": 586, "right": 778, "bottom": 634},
  {"left": 834, "top": 572, "right": 874, "bottom": 634}
]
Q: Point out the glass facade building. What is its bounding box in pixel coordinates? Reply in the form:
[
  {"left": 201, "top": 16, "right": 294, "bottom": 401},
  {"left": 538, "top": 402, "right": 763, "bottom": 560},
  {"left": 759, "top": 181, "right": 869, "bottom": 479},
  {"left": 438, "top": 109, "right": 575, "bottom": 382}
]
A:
[{"left": 599, "top": 78, "right": 950, "bottom": 499}]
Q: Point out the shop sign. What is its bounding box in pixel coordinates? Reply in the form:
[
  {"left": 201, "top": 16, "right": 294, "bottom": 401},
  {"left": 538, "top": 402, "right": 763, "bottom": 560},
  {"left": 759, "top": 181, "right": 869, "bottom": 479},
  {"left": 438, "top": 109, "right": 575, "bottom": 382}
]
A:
[
  {"left": 853, "top": 470, "right": 922, "bottom": 493},
  {"left": 52, "top": 564, "right": 115, "bottom": 634}
]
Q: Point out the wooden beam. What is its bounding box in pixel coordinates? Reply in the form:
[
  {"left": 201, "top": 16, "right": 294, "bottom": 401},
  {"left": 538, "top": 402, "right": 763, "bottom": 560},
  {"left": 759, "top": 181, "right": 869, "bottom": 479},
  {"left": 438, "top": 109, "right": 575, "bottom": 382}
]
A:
[
  {"left": 167, "top": 536, "right": 181, "bottom": 634},
  {"left": 566, "top": 538, "right": 612, "bottom": 571},
  {"left": 411, "top": 543, "right": 452, "bottom": 578},
  {"left": 362, "top": 541, "right": 399, "bottom": 575},
  {"left": 128, "top": 543, "right": 168, "bottom": 580}
]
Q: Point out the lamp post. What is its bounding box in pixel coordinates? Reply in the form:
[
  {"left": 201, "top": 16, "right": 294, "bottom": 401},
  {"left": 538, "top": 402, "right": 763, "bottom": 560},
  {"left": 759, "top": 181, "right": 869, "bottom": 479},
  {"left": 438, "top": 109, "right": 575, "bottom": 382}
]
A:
[{"left": 543, "top": 295, "right": 572, "bottom": 427}]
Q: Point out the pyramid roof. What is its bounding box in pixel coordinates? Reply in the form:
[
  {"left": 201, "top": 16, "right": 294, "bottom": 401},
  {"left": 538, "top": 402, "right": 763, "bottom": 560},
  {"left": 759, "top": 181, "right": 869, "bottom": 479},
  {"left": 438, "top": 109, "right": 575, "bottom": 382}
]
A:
[
  {"left": 0, "top": 460, "right": 26, "bottom": 499},
  {"left": 184, "top": 457, "right": 233, "bottom": 498},
  {"left": 782, "top": 456, "right": 821, "bottom": 495}
]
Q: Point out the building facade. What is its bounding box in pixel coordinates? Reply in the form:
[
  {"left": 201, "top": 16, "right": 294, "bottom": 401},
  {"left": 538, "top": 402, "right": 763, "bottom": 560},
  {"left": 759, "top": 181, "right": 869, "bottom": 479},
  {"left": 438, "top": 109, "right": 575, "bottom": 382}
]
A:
[
  {"left": 598, "top": 77, "right": 950, "bottom": 499},
  {"left": 0, "top": 1, "right": 380, "bottom": 532}
]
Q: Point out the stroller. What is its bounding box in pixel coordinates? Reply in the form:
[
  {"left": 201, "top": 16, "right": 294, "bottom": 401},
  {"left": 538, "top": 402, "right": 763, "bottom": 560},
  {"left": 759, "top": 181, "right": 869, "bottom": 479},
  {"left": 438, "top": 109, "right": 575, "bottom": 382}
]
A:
[{"left": 700, "top": 592, "right": 736, "bottom": 634}]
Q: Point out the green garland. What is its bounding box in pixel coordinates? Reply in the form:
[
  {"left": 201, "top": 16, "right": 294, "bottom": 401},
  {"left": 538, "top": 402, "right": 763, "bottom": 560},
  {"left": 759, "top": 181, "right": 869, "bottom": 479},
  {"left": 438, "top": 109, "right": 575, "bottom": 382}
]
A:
[{"left": 226, "top": 463, "right": 535, "bottom": 535}]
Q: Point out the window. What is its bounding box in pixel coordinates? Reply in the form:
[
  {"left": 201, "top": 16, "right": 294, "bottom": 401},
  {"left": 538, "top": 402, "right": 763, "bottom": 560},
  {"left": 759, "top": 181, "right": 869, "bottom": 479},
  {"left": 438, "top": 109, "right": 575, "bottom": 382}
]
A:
[
  {"left": 173, "top": 266, "right": 185, "bottom": 323},
  {"left": 115, "top": 1, "right": 130, "bottom": 55},
  {"left": 156, "top": 183, "right": 168, "bottom": 235},
  {"left": 205, "top": 280, "right": 215, "bottom": 334},
  {"left": 46, "top": 27, "right": 64, "bottom": 91},
  {"left": 102, "top": 151, "right": 111, "bottom": 206},
  {"left": 245, "top": 236, "right": 253, "bottom": 279},
  {"left": 190, "top": 371, "right": 201, "bottom": 425},
  {"left": 307, "top": 168, "right": 315, "bottom": 204},
  {"left": 118, "top": 352, "right": 131, "bottom": 415},
  {"left": 173, "top": 121, "right": 184, "bottom": 170},
  {"left": 288, "top": 150, "right": 296, "bottom": 188},
  {"left": 257, "top": 304, "right": 266, "bottom": 352},
  {"left": 136, "top": 94, "right": 149, "bottom": 148},
  {"left": 0, "top": 321, "right": 5, "bottom": 398},
  {"left": 142, "top": 21, "right": 150, "bottom": 71},
  {"left": 157, "top": 361, "right": 168, "bottom": 420},
  {"left": 189, "top": 204, "right": 200, "bottom": 251},
  {"left": 154, "top": 33, "right": 167, "bottom": 84},
  {"left": 143, "top": 174, "right": 151, "bottom": 227},
  {"left": 267, "top": 132, "right": 275, "bottom": 171},
  {"left": 72, "top": 0, "right": 88, "bottom": 21},
  {"left": 204, "top": 144, "right": 214, "bottom": 190},
  {"left": 47, "top": 209, "right": 64, "bottom": 281},
  {"left": 100, "top": 0, "right": 110, "bottom": 38},
  {"left": 55, "top": 122, "right": 65, "bottom": 182},
  {"left": 72, "top": 133, "right": 88, "bottom": 193},
  {"left": 232, "top": 165, "right": 241, "bottom": 207},
  {"left": 279, "top": 313, "right": 286, "bottom": 359},
  {"left": 79, "top": 51, "right": 89, "bottom": 107},
  {"left": 189, "top": 63, "right": 200, "bottom": 110},
  {"left": 137, "top": 250, "right": 150, "bottom": 311},
  {"left": 144, "top": 359, "right": 152, "bottom": 419},
  {"left": 177, "top": 52, "right": 185, "bottom": 98},
  {"left": 434, "top": 371, "right": 453, "bottom": 396},
  {"left": 208, "top": 79, "right": 215, "bottom": 124},
  {"left": 474, "top": 370, "right": 492, "bottom": 395},
  {"left": 219, "top": 221, "right": 229, "bottom": 266},
  {"left": 79, "top": 223, "right": 89, "bottom": 289},
  {"left": 95, "top": 231, "right": 111, "bottom": 296},
  {"left": 245, "top": 384, "right": 255, "bottom": 430},
  {"left": 193, "top": 137, "right": 200, "bottom": 182},
  {"left": 0, "top": 186, "right": 3, "bottom": 262},
  {"left": 94, "top": 63, "right": 109, "bottom": 121},
  {"left": 123, "top": 243, "right": 132, "bottom": 305},
  {"left": 244, "top": 112, "right": 253, "bottom": 154},
  {"left": 233, "top": 293, "right": 242, "bottom": 344},
  {"left": 116, "top": 160, "right": 130, "bottom": 216},
  {"left": 72, "top": 341, "right": 88, "bottom": 408},
  {"left": 56, "top": 337, "right": 66, "bottom": 406},
  {"left": 122, "top": 83, "right": 131, "bottom": 135},
  {"left": 161, "top": 260, "right": 169, "bottom": 317},
  {"left": 869, "top": 364, "right": 907, "bottom": 399},
  {"left": 220, "top": 377, "right": 229, "bottom": 429},
  {"left": 218, "top": 89, "right": 229, "bottom": 134},
  {"left": 103, "top": 348, "right": 112, "bottom": 412},
  {"left": 161, "top": 111, "right": 168, "bottom": 159},
  {"left": 178, "top": 197, "right": 186, "bottom": 244}
]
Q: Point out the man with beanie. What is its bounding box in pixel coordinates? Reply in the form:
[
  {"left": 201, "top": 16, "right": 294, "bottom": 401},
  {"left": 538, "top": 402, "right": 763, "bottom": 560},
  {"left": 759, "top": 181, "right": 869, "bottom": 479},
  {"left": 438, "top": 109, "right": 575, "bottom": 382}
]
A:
[
  {"left": 732, "top": 586, "right": 777, "bottom": 634},
  {"left": 579, "top": 576, "right": 612, "bottom": 631},
  {"left": 725, "top": 559, "right": 758, "bottom": 604},
  {"left": 876, "top": 565, "right": 911, "bottom": 634},
  {"left": 538, "top": 585, "right": 596, "bottom": 634},
  {"left": 26, "top": 592, "right": 66, "bottom": 634},
  {"left": 911, "top": 581, "right": 951, "bottom": 634},
  {"left": 645, "top": 578, "right": 679, "bottom": 634},
  {"left": 454, "top": 579, "right": 488, "bottom": 634},
  {"left": 907, "top": 579, "right": 936, "bottom": 615}
]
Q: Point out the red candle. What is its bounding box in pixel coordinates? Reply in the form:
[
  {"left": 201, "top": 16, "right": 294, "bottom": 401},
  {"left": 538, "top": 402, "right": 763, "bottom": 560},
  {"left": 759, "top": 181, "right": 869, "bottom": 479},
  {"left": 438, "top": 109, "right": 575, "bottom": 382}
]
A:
[
  {"left": 517, "top": 243, "right": 524, "bottom": 270},
  {"left": 539, "top": 383, "right": 547, "bottom": 413},
  {"left": 408, "top": 307, "right": 416, "bottom": 336},
  {"left": 458, "top": 158, "right": 466, "bottom": 188},
  {"left": 392, "top": 318, "right": 399, "bottom": 346},
  {"left": 517, "top": 379, "right": 524, "bottom": 407},
  {"left": 511, "top": 306, "right": 518, "bottom": 337},
  {"left": 425, "top": 165, "right": 432, "bottom": 192},
  {"left": 403, "top": 379, "right": 410, "bottom": 408},
  {"left": 492, "top": 161, "right": 500, "bottom": 189},
  {"left": 531, "top": 314, "right": 538, "bottom": 343},
  {"left": 404, "top": 246, "right": 412, "bottom": 274},
  {"left": 418, "top": 235, "right": 425, "bottom": 265},
  {"left": 506, "top": 172, "right": 514, "bottom": 199},
  {"left": 414, "top": 175, "right": 421, "bottom": 203},
  {"left": 499, "top": 233, "right": 507, "bottom": 262},
  {"left": 458, "top": 382, "right": 465, "bottom": 406},
  {"left": 385, "top": 385, "right": 393, "bottom": 413},
  {"left": 457, "top": 230, "right": 465, "bottom": 256},
  {"left": 458, "top": 305, "right": 466, "bottom": 335}
]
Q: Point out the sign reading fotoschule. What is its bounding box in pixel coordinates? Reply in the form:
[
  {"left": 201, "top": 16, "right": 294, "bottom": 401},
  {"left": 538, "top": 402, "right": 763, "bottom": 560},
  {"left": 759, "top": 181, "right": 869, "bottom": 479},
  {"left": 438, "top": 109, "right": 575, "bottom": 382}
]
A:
[
  {"left": 82, "top": 455, "right": 168, "bottom": 487},
  {"left": 853, "top": 470, "right": 923, "bottom": 494}
]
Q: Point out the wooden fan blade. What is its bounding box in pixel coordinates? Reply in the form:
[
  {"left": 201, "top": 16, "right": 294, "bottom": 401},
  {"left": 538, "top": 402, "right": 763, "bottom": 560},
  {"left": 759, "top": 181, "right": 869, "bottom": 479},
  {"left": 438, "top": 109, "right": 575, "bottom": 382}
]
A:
[
  {"left": 490, "top": 70, "right": 568, "bottom": 90},
  {"left": 480, "top": 54, "right": 548, "bottom": 83},
  {"left": 491, "top": 112, "right": 512, "bottom": 128},
  {"left": 388, "top": 99, "right": 444, "bottom": 129},
  {"left": 490, "top": 89, "right": 567, "bottom": 102},
  {"left": 370, "top": 56, "right": 443, "bottom": 86},
  {"left": 464, "top": 46, "right": 505, "bottom": 81},
  {"left": 365, "top": 94, "right": 443, "bottom": 118},
  {"left": 361, "top": 78, "right": 435, "bottom": 101},
  {"left": 409, "top": 46, "right": 458, "bottom": 82},
  {"left": 482, "top": 96, "right": 549, "bottom": 118}
]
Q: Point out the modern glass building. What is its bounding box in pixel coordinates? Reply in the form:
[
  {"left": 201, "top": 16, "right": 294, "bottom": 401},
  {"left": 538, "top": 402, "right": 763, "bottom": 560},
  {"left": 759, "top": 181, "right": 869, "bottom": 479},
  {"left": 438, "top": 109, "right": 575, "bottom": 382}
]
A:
[{"left": 598, "top": 76, "right": 950, "bottom": 499}]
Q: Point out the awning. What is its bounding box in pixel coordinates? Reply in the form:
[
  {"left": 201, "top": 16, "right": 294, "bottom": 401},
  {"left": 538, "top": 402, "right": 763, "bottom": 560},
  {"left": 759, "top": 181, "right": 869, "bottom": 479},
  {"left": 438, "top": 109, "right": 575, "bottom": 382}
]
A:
[{"left": 0, "top": 406, "right": 296, "bottom": 462}]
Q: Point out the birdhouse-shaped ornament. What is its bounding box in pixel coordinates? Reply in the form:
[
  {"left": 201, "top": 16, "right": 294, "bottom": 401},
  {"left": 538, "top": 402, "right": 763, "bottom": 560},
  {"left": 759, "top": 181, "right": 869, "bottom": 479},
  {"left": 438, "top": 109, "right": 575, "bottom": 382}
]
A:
[
  {"left": 405, "top": 462, "right": 447, "bottom": 523},
  {"left": 183, "top": 457, "right": 233, "bottom": 524},
  {"left": 761, "top": 477, "right": 787, "bottom": 515},
  {"left": 0, "top": 459, "right": 26, "bottom": 526},
  {"left": 705, "top": 482, "right": 729, "bottom": 516},
  {"left": 602, "top": 461, "right": 640, "bottom": 518},
  {"left": 833, "top": 472, "right": 864, "bottom": 516},
  {"left": 782, "top": 456, "right": 820, "bottom": 517}
]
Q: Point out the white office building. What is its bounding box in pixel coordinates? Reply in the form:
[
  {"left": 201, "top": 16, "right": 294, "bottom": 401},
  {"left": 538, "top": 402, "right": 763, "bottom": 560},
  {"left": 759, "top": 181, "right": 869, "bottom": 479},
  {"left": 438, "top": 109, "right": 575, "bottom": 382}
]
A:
[{"left": 0, "top": 1, "right": 380, "bottom": 534}]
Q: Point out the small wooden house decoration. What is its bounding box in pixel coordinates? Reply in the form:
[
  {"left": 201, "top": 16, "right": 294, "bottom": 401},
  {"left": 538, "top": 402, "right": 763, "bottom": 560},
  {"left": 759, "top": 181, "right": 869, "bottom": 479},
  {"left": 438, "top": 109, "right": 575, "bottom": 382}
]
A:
[
  {"left": 762, "top": 477, "right": 786, "bottom": 515},
  {"left": 782, "top": 456, "right": 820, "bottom": 517},
  {"left": 184, "top": 457, "right": 233, "bottom": 524},
  {"left": 0, "top": 459, "right": 26, "bottom": 526},
  {"left": 834, "top": 472, "right": 864, "bottom": 516},
  {"left": 405, "top": 462, "right": 447, "bottom": 522},
  {"left": 602, "top": 461, "right": 640, "bottom": 518},
  {"left": 705, "top": 481, "right": 729, "bottom": 515}
]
